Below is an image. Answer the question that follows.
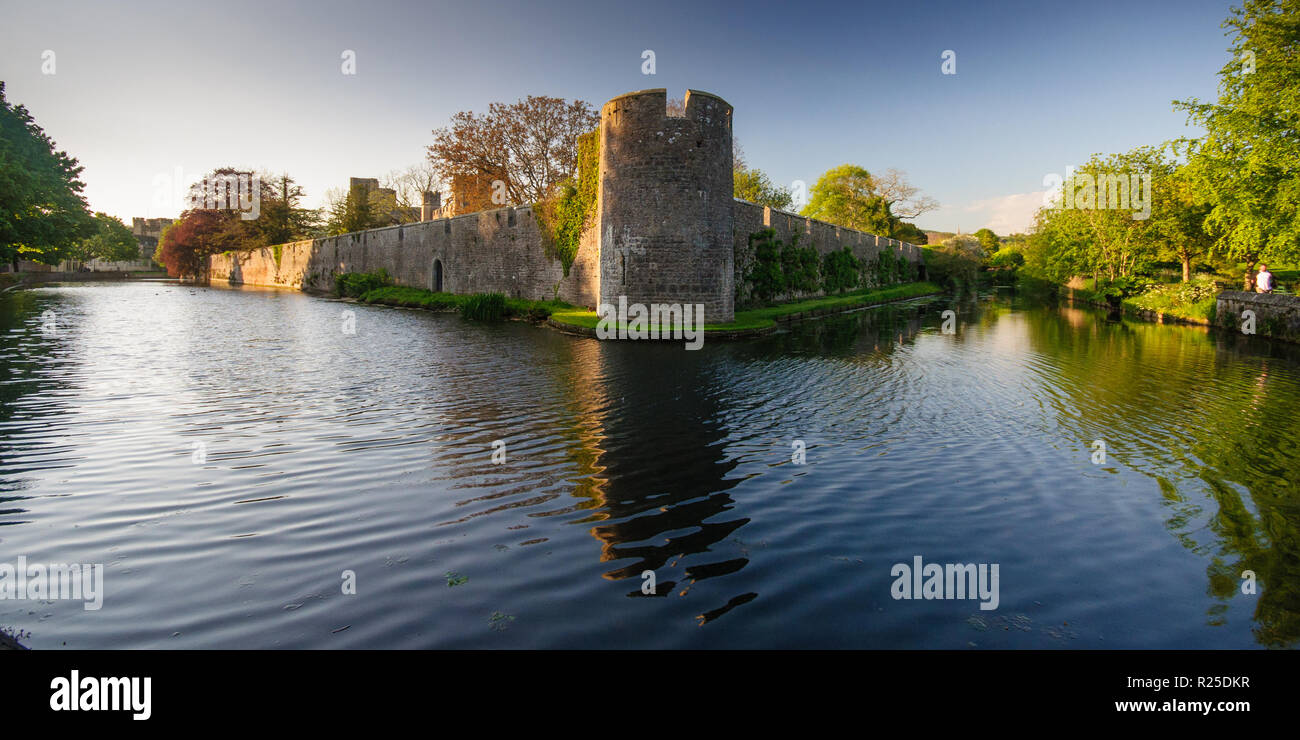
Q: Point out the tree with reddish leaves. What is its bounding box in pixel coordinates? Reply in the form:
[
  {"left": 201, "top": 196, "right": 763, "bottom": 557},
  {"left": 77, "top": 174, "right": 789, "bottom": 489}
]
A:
[
  {"left": 155, "top": 166, "right": 292, "bottom": 278},
  {"left": 156, "top": 209, "right": 235, "bottom": 278}
]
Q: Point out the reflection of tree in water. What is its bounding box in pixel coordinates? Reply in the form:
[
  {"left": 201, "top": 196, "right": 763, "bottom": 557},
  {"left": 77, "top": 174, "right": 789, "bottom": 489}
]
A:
[
  {"left": 0, "top": 289, "right": 75, "bottom": 522},
  {"left": 1021, "top": 303, "right": 1300, "bottom": 646},
  {"left": 1194, "top": 354, "right": 1300, "bottom": 647}
]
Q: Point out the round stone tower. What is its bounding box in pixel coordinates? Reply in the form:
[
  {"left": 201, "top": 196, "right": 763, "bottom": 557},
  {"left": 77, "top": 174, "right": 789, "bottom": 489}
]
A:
[{"left": 598, "top": 89, "right": 735, "bottom": 323}]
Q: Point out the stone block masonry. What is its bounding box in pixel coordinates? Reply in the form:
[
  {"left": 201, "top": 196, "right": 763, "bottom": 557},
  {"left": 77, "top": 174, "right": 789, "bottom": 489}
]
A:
[
  {"left": 210, "top": 204, "right": 601, "bottom": 307},
  {"left": 1216, "top": 291, "right": 1300, "bottom": 343},
  {"left": 598, "top": 89, "right": 735, "bottom": 321},
  {"left": 209, "top": 88, "right": 923, "bottom": 321}
]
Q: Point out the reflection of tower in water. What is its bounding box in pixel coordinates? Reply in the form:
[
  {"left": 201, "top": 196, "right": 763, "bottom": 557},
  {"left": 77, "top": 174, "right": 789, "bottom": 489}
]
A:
[
  {"left": 544, "top": 302, "right": 938, "bottom": 626},
  {"left": 561, "top": 337, "right": 757, "bottom": 623}
]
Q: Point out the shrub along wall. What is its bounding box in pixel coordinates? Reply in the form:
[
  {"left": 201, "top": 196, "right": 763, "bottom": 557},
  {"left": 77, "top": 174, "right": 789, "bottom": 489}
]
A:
[
  {"left": 738, "top": 227, "right": 921, "bottom": 307},
  {"left": 732, "top": 200, "right": 923, "bottom": 308}
]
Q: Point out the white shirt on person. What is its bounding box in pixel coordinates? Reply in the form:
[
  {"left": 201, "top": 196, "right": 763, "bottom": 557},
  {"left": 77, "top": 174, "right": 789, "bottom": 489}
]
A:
[{"left": 1257, "top": 270, "right": 1274, "bottom": 292}]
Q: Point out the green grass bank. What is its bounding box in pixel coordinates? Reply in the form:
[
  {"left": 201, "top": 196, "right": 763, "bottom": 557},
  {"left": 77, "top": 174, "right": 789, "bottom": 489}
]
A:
[{"left": 549, "top": 281, "right": 942, "bottom": 337}]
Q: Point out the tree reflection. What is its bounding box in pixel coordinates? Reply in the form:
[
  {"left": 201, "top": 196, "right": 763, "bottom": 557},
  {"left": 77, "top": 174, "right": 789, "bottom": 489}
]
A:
[{"left": 1020, "top": 299, "right": 1300, "bottom": 646}]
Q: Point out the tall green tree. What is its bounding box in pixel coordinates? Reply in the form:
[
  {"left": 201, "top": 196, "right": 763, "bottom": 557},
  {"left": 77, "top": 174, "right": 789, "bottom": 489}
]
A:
[
  {"left": 1025, "top": 147, "right": 1167, "bottom": 285},
  {"left": 322, "top": 181, "right": 396, "bottom": 235},
  {"left": 801, "top": 164, "right": 930, "bottom": 242},
  {"left": 73, "top": 212, "right": 139, "bottom": 264},
  {"left": 1151, "top": 152, "right": 1215, "bottom": 282},
  {"left": 1176, "top": 0, "right": 1300, "bottom": 289},
  {"left": 0, "top": 82, "right": 94, "bottom": 269},
  {"left": 973, "top": 228, "right": 1000, "bottom": 254},
  {"left": 257, "top": 174, "right": 320, "bottom": 245},
  {"left": 1023, "top": 202, "right": 1095, "bottom": 284},
  {"left": 801, "top": 164, "right": 896, "bottom": 235}
]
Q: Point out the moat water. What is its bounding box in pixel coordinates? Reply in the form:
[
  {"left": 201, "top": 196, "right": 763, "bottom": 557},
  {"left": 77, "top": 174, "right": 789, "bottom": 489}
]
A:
[{"left": 2, "top": 281, "right": 1298, "bottom": 648}]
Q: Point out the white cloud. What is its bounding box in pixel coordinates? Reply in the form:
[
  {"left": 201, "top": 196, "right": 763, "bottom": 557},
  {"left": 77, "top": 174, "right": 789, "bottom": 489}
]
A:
[
  {"left": 918, "top": 190, "right": 1048, "bottom": 236},
  {"left": 962, "top": 191, "right": 1045, "bottom": 235}
]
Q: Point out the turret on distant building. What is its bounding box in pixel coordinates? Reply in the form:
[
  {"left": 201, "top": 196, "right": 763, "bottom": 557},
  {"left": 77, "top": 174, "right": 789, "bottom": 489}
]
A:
[
  {"left": 348, "top": 177, "right": 421, "bottom": 225},
  {"left": 132, "top": 217, "right": 173, "bottom": 261}
]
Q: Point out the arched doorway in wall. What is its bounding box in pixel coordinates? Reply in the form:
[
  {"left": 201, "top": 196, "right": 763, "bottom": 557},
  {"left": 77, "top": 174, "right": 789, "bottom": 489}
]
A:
[{"left": 433, "top": 259, "right": 443, "bottom": 292}]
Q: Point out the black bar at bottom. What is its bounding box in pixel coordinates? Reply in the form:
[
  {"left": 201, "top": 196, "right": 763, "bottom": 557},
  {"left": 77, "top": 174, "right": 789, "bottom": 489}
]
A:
[{"left": 3, "top": 650, "right": 1285, "bottom": 726}]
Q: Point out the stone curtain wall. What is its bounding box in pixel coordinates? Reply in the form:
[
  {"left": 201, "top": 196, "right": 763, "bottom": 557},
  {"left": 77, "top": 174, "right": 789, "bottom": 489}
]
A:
[
  {"left": 598, "top": 89, "right": 735, "bottom": 321},
  {"left": 210, "top": 204, "right": 601, "bottom": 307},
  {"left": 732, "top": 200, "right": 925, "bottom": 306},
  {"left": 210, "top": 88, "right": 921, "bottom": 317},
  {"left": 1216, "top": 291, "right": 1300, "bottom": 343}
]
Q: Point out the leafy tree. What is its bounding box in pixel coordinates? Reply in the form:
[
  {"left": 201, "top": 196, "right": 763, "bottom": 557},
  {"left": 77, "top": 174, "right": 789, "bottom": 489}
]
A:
[
  {"left": 1023, "top": 205, "right": 1094, "bottom": 284},
  {"left": 257, "top": 174, "right": 320, "bottom": 245},
  {"left": 0, "top": 82, "right": 94, "bottom": 269},
  {"left": 427, "top": 95, "right": 599, "bottom": 206},
  {"left": 74, "top": 212, "right": 139, "bottom": 263},
  {"left": 157, "top": 209, "right": 235, "bottom": 278},
  {"left": 1176, "top": 0, "right": 1300, "bottom": 289},
  {"left": 1025, "top": 147, "right": 1168, "bottom": 287},
  {"left": 988, "top": 249, "right": 1025, "bottom": 269},
  {"left": 801, "top": 164, "right": 933, "bottom": 241},
  {"left": 801, "top": 164, "right": 896, "bottom": 235},
  {"left": 892, "top": 221, "right": 928, "bottom": 245},
  {"left": 1076, "top": 149, "right": 1164, "bottom": 282},
  {"left": 734, "top": 166, "right": 793, "bottom": 210},
  {"left": 344, "top": 182, "right": 380, "bottom": 232},
  {"left": 973, "top": 228, "right": 1000, "bottom": 254},
  {"left": 156, "top": 166, "right": 265, "bottom": 277},
  {"left": 943, "top": 234, "right": 984, "bottom": 260},
  {"left": 323, "top": 181, "right": 403, "bottom": 235},
  {"left": 1150, "top": 150, "right": 1215, "bottom": 282}
]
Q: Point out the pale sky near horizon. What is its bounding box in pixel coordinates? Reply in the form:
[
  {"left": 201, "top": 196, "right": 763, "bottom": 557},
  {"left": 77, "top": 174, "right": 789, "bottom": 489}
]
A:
[{"left": 0, "top": 0, "right": 1234, "bottom": 234}]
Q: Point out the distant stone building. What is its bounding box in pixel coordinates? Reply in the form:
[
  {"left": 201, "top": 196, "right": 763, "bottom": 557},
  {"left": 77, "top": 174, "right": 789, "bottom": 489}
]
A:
[
  {"left": 440, "top": 172, "right": 507, "bottom": 217},
  {"left": 349, "top": 177, "right": 420, "bottom": 225},
  {"left": 348, "top": 173, "right": 506, "bottom": 224},
  {"left": 132, "top": 218, "right": 173, "bottom": 261}
]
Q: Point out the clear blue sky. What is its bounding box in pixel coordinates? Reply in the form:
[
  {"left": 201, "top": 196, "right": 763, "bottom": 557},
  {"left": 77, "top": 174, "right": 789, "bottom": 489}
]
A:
[{"left": 0, "top": 0, "right": 1235, "bottom": 234}]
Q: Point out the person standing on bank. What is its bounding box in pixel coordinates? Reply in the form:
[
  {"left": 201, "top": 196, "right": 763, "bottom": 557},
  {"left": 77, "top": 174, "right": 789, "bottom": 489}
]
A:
[{"left": 1256, "top": 264, "right": 1275, "bottom": 294}]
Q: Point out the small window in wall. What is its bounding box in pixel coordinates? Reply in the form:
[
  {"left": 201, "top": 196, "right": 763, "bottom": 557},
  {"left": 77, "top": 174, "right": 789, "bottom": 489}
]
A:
[{"left": 433, "top": 259, "right": 443, "bottom": 292}]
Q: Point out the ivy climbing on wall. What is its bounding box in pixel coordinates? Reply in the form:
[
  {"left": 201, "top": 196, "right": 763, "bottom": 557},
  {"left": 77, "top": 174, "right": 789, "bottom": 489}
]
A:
[{"left": 538, "top": 130, "right": 599, "bottom": 276}]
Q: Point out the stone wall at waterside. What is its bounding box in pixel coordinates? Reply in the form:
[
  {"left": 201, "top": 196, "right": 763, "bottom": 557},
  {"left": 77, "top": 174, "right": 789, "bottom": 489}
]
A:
[
  {"left": 1216, "top": 291, "right": 1300, "bottom": 343},
  {"left": 732, "top": 200, "right": 925, "bottom": 307},
  {"left": 209, "top": 205, "right": 601, "bottom": 308},
  {"left": 209, "top": 87, "right": 923, "bottom": 317}
]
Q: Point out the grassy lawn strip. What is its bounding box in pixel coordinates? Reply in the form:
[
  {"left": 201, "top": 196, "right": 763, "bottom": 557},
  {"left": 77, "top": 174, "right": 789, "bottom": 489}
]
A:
[
  {"left": 550, "top": 281, "right": 943, "bottom": 333},
  {"left": 357, "top": 285, "right": 572, "bottom": 321}
]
